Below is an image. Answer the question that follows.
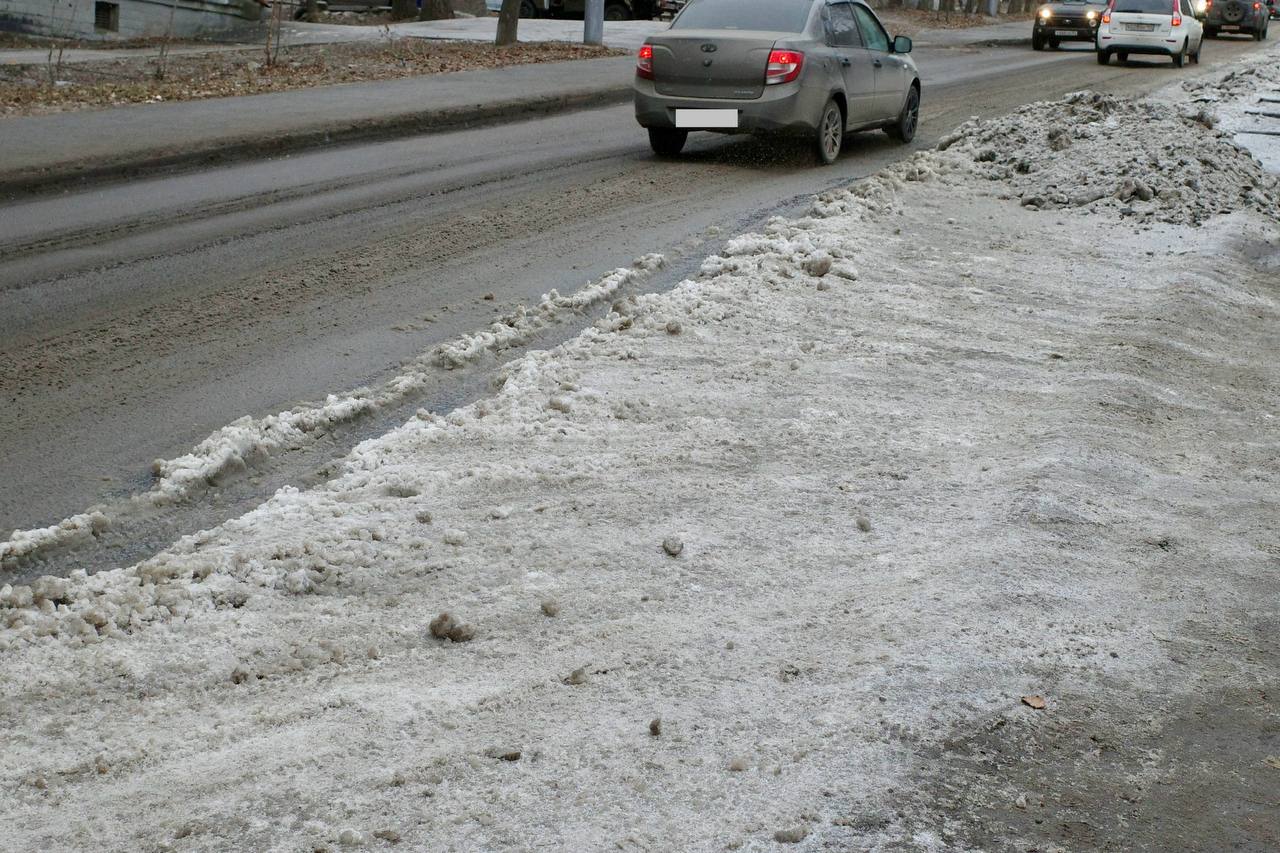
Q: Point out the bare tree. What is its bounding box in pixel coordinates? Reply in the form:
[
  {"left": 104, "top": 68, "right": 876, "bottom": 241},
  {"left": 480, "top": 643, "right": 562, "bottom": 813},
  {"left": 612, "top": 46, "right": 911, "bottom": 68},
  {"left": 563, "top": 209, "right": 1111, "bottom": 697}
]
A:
[
  {"left": 496, "top": 0, "right": 520, "bottom": 45},
  {"left": 419, "top": 0, "right": 454, "bottom": 19},
  {"left": 44, "top": 0, "right": 72, "bottom": 86},
  {"left": 263, "top": 0, "right": 285, "bottom": 67},
  {"left": 154, "top": 0, "right": 179, "bottom": 80}
]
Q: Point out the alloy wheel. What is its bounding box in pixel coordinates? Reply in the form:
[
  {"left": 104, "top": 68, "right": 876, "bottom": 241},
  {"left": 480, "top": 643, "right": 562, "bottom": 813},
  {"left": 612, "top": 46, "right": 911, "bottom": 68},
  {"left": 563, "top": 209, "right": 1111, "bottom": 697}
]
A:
[{"left": 822, "top": 106, "right": 842, "bottom": 162}]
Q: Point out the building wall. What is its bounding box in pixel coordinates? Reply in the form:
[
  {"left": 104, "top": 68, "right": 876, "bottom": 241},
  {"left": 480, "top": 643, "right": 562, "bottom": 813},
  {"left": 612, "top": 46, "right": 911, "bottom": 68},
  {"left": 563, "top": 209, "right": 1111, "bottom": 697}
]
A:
[{"left": 0, "top": 0, "right": 264, "bottom": 40}]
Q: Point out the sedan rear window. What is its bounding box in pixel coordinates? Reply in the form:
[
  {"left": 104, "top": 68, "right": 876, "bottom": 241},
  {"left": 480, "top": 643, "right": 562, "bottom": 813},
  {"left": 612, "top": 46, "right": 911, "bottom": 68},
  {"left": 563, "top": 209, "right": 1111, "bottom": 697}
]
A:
[
  {"left": 672, "top": 0, "right": 815, "bottom": 32},
  {"left": 1111, "top": 0, "right": 1174, "bottom": 11}
]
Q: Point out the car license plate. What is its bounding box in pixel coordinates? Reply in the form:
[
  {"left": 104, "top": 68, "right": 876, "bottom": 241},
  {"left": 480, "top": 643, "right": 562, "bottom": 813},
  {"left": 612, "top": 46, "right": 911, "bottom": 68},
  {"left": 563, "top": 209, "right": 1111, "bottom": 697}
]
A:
[
  {"left": 675, "top": 109, "right": 738, "bottom": 129},
  {"left": 1054, "top": 28, "right": 1077, "bottom": 35},
  {"left": 1222, "top": 23, "right": 1239, "bottom": 29},
  {"left": 1127, "top": 22, "right": 1155, "bottom": 30}
]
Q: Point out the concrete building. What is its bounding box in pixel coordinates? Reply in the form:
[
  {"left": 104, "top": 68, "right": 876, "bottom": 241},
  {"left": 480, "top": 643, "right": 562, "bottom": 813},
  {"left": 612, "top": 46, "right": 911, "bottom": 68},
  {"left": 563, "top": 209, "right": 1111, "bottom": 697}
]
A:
[{"left": 0, "top": 0, "right": 265, "bottom": 40}]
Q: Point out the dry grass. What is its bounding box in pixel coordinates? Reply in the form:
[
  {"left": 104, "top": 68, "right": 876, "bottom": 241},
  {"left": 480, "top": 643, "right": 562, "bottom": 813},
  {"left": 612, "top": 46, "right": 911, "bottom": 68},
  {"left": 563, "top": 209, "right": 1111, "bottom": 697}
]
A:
[
  {"left": 877, "top": 7, "right": 1032, "bottom": 34},
  {"left": 0, "top": 39, "right": 624, "bottom": 117}
]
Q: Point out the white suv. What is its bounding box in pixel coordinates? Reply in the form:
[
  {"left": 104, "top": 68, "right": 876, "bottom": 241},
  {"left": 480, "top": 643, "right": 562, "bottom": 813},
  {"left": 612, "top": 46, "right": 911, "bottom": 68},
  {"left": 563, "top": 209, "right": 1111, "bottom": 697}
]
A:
[{"left": 1096, "top": 0, "right": 1204, "bottom": 65}]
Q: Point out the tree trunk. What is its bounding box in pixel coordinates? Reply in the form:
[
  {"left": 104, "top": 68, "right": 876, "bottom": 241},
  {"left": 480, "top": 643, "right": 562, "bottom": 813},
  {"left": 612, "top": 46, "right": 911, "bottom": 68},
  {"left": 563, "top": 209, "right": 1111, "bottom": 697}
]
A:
[
  {"left": 496, "top": 0, "right": 520, "bottom": 45},
  {"left": 391, "top": 0, "right": 417, "bottom": 20},
  {"left": 419, "top": 0, "right": 453, "bottom": 19},
  {"left": 305, "top": 0, "right": 320, "bottom": 21}
]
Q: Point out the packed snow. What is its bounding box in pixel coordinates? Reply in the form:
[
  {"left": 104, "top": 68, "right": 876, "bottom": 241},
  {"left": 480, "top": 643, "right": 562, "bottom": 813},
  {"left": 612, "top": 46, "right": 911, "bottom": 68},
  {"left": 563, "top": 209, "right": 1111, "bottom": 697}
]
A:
[{"left": 2, "top": 51, "right": 1279, "bottom": 852}]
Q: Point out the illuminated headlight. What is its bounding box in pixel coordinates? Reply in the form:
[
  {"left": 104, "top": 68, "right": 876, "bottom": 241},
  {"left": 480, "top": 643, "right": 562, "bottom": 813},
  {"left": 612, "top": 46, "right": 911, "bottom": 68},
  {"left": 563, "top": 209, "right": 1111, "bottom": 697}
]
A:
[
  {"left": 1194, "top": 0, "right": 1206, "bottom": 10},
  {"left": 1039, "top": 7, "right": 1052, "bottom": 17},
  {"left": 1086, "top": 9, "right": 1097, "bottom": 19}
]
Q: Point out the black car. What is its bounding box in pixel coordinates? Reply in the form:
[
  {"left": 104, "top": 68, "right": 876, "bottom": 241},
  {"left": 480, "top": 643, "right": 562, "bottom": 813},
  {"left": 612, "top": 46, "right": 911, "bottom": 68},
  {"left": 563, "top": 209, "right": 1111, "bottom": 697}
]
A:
[
  {"left": 1202, "top": 0, "right": 1272, "bottom": 37},
  {"left": 1032, "top": 0, "right": 1108, "bottom": 49}
]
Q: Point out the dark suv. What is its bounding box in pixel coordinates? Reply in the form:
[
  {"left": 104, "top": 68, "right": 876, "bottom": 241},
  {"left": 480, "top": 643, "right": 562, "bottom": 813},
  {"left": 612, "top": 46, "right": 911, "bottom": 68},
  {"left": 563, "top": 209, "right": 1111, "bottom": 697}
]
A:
[{"left": 1203, "top": 0, "right": 1272, "bottom": 38}]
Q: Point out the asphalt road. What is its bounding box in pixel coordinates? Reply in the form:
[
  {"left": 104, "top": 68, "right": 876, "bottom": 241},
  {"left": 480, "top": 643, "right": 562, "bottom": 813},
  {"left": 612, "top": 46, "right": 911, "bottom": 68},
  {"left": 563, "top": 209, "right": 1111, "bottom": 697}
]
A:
[{"left": 0, "top": 35, "right": 1269, "bottom": 574}]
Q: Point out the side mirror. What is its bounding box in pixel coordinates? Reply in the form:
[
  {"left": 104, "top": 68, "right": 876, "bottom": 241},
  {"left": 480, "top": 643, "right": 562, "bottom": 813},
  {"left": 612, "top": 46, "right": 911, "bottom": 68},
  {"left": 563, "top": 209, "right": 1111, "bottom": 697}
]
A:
[{"left": 893, "top": 34, "right": 912, "bottom": 53}]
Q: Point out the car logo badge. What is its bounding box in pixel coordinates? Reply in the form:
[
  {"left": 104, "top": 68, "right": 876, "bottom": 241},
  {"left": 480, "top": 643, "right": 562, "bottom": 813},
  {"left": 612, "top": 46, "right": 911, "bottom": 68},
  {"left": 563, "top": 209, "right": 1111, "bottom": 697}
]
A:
[
  {"left": 703, "top": 58, "right": 713, "bottom": 66},
  {"left": 701, "top": 43, "right": 717, "bottom": 52}
]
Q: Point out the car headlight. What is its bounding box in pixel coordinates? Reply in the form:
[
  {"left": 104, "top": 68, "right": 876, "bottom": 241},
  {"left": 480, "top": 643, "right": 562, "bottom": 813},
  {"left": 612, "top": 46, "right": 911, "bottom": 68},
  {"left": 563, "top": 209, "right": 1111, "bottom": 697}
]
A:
[
  {"left": 1086, "top": 9, "right": 1097, "bottom": 19},
  {"left": 1039, "top": 7, "right": 1052, "bottom": 18}
]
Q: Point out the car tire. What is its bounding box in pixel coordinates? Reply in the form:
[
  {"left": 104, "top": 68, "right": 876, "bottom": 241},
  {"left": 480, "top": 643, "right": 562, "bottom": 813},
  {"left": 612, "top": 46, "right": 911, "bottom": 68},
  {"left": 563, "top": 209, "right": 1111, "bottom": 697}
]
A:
[
  {"left": 1192, "top": 40, "right": 1201, "bottom": 61},
  {"left": 1033, "top": 32, "right": 1045, "bottom": 49},
  {"left": 1117, "top": 51, "right": 1129, "bottom": 61},
  {"left": 519, "top": 0, "right": 537, "bottom": 17},
  {"left": 1049, "top": 38, "right": 1061, "bottom": 48},
  {"left": 604, "top": 0, "right": 631, "bottom": 20},
  {"left": 1172, "top": 40, "right": 1186, "bottom": 65},
  {"left": 648, "top": 128, "right": 687, "bottom": 156},
  {"left": 814, "top": 98, "right": 844, "bottom": 165},
  {"left": 885, "top": 85, "right": 920, "bottom": 144},
  {"left": 1097, "top": 48, "right": 1110, "bottom": 63}
]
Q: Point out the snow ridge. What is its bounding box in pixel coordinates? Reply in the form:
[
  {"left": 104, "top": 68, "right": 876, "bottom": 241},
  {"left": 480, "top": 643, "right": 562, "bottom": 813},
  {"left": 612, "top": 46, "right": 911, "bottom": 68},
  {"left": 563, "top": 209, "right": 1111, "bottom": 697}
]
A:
[{"left": 0, "top": 254, "right": 665, "bottom": 573}]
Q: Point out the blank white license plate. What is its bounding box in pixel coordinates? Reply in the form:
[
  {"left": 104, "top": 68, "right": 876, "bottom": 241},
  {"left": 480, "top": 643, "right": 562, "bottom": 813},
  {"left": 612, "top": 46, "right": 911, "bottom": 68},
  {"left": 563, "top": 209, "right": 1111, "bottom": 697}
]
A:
[
  {"left": 1127, "top": 22, "right": 1155, "bottom": 30},
  {"left": 675, "top": 109, "right": 738, "bottom": 129},
  {"left": 1054, "top": 28, "right": 1077, "bottom": 35}
]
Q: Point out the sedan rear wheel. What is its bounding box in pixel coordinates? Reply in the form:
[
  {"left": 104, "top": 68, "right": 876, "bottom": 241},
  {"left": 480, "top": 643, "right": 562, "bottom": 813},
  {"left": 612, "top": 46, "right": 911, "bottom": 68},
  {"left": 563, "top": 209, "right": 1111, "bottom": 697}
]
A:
[
  {"left": 1097, "top": 48, "right": 1110, "bottom": 64},
  {"left": 1172, "top": 40, "right": 1186, "bottom": 65},
  {"left": 604, "top": 0, "right": 631, "bottom": 20},
  {"left": 814, "top": 98, "right": 844, "bottom": 165},
  {"left": 648, "top": 127, "right": 688, "bottom": 157}
]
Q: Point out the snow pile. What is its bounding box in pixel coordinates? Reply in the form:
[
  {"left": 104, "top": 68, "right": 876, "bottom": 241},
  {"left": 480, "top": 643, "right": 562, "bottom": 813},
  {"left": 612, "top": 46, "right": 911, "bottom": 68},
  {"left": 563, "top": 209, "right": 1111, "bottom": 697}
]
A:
[
  {"left": 152, "top": 254, "right": 665, "bottom": 502},
  {"left": 0, "top": 512, "right": 108, "bottom": 572},
  {"left": 431, "top": 253, "right": 664, "bottom": 367},
  {"left": 935, "top": 90, "right": 1280, "bottom": 224},
  {"left": 151, "top": 393, "right": 379, "bottom": 499},
  {"left": 1180, "top": 42, "right": 1280, "bottom": 174}
]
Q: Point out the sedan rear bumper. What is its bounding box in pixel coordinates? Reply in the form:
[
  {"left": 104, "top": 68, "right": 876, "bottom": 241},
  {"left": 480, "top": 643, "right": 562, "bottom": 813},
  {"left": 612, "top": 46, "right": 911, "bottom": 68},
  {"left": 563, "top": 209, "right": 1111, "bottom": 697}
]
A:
[
  {"left": 633, "top": 79, "right": 826, "bottom": 135},
  {"left": 1097, "top": 26, "right": 1182, "bottom": 53},
  {"left": 1033, "top": 23, "right": 1098, "bottom": 41}
]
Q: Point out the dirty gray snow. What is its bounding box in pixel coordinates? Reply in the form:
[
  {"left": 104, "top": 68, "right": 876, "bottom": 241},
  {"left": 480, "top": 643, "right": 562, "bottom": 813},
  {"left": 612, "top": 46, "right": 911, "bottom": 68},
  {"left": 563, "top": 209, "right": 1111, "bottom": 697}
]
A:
[
  {"left": 0, "top": 255, "right": 664, "bottom": 571},
  {"left": 938, "top": 91, "right": 1278, "bottom": 224},
  {"left": 2, "top": 72, "right": 1279, "bottom": 851}
]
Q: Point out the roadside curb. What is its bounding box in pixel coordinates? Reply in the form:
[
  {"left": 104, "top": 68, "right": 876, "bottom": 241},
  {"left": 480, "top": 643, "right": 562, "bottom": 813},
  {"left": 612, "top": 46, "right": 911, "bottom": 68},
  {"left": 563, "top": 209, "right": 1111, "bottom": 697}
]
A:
[
  {"left": 915, "top": 35, "right": 1032, "bottom": 49},
  {"left": 0, "top": 83, "right": 632, "bottom": 196}
]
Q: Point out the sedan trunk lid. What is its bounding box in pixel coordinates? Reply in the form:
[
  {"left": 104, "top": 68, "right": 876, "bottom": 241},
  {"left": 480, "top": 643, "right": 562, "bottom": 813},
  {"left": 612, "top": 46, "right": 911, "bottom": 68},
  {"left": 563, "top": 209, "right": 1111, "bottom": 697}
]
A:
[
  {"left": 647, "top": 29, "right": 779, "bottom": 100},
  {"left": 1112, "top": 11, "right": 1174, "bottom": 33}
]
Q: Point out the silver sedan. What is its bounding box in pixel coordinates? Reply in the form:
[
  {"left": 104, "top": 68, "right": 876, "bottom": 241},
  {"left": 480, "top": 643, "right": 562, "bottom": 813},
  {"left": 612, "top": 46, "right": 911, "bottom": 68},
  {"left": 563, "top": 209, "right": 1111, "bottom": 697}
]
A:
[{"left": 633, "top": 0, "right": 921, "bottom": 163}]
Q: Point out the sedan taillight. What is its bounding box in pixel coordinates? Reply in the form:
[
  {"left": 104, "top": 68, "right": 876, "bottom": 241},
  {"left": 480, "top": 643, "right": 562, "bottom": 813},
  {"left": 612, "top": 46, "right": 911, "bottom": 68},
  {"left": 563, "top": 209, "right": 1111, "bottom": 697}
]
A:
[
  {"left": 765, "top": 50, "right": 804, "bottom": 85},
  {"left": 637, "top": 44, "right": 654, "bottom": 79}
]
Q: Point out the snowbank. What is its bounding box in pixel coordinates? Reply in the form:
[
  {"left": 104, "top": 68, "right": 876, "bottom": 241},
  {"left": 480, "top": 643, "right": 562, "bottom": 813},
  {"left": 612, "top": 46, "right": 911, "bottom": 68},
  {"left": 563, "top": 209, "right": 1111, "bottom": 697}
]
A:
[
  {"left": 2, "top": 74, "right": 1278, "bottom": 851},
  {"left": 937, "top": 91, "right": 1278, "bottom": 224},
  {"left": 0, "top": 255, "right": 665, "bottom": 570}
]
